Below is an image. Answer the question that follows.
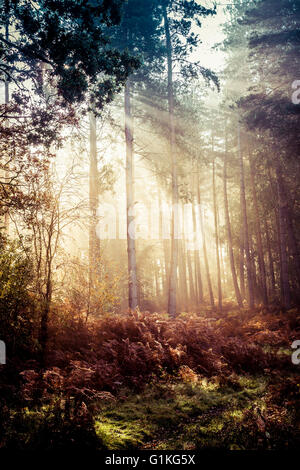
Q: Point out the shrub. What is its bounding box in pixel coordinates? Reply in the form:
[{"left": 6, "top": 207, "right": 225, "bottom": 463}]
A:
[{"left": 0, "top": 237, "right": 37, "bottom": 356}]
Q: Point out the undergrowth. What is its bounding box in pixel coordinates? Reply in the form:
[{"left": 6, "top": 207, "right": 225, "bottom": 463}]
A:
[
  {"left": 94, "top": 373, "right": 300, "bottom": 450},
  {"left": 0, "top": 308, "right": 299, "bottom": 450}
]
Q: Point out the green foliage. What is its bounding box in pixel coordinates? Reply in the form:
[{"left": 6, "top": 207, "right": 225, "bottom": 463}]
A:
[
  {"left": 1, "top": 401, "right": 103, "bottom": 450},
  {"left": 233, "top": 0, "right": 300, "bottom": 157},
  {"left": 0, "top": 0, "right": 140, "bottom": 108},
  {"left": 0, "top": 237, "right": 36, "bottom": 355},
  {"left": 0, "top": 0, "right": 140, "bottom": 219},
  {"left": 164, "top": 0, "right": 219, "bottom": 88}
]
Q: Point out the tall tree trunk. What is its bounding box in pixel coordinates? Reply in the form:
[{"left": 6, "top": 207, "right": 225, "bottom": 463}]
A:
[
  {"left": 276, "top": 164, "right": 291, "bottom": 309},
  {"left": 158, "top": 186, "right": 169, "bottom": 303},
  {"left": 4, "top": 0, "right": 10, "bottom": 233},
  {"left": 163, "top": 238, "right": 170, "bottom": 302},
  {"left": 89, "top": 112, "right": 100, "bottom": 287},
  {"left": 40, "top": 269, "right": 52, "bottom": 367},
  {"left": 195, "top": 168, "right": 204, "bottom": 305},
  {"left": 276, "top": 208, "right": 284, "bottom": 302},
  {"left": 154, "top": 258, "right": 160, "bottom": 299},
  {"left": 248, "top": 151, "right": 268, "bottom": 306},
  {"left": 187, "top": 249, "right": 196, "bottom": 305},
  {"left": 189, "top": 173, "right": 204, "bottom": 305},
  {"left": 249, "top": 234, "right": 259, "bottom": 302},
  {"left": 197, "top": 181, "right": 215, "bottom": 309},
  {"left": 238, "top": 123, "right": 254, "bottom": 308},
  {"left": 218, "top": 205, "right": 227, "bottom": 292},
  {"left": 239, "top": 210, "right": 245, "bottom": 300},
  {"left": 182, "top": 203, "right": 196, "bottom": 308},
  {"left": 183, "top": 203, "right": 196, "bottom": 306},
  {"left": 179, "top": 205, "right": 188, "bottom": 310},
  {"left": 39, "top": 220, "right": 55, "bottom": 367},
  {"left": 125, "top": 80, "right": 138, "bottom": 310},
  {"left": 224, "top": 129, "right": 243, "bottom": 308},
  {"left": 212, "top": 159, "right": 222, "bottom": 310},
  {"left": 191, "top": 197, "right": 201, "bottom": 304},
  {"left": 268, "top": 167, "right": 284, "bottom": 298},
  {"left": 178, "top": 238, "right": 188, "bottom": 311},
  {"left": 163, "top": 5, "right": 178, "bottom": 317},
  {"left": 264, "top": 217, "right": 276, "bottom": 298},
  {"left": 195, "top": 251, "right": 204, "bottom": 304}
]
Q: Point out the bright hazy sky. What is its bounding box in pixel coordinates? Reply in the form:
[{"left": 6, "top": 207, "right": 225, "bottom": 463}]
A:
[{"left": 192, "top": 3, "right": 228, "bottom": 72}]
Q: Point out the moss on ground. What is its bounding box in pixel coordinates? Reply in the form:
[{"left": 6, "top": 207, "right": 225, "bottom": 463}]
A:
[
  {"left": 3, "top": 372, "right": 299, "bottom": 450},
  {"left": 94, "top": 374, "right": 276, "bottom": 450}
]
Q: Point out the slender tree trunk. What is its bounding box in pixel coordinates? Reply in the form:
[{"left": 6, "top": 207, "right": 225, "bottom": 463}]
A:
[
  {"left": 183, "top": 204, "right": 196, "bottom": 306},
  {"left": 178, "top": 239, "right": 188, "bottom": 311},
  {"left": 125, "top": 80, "right": 138, "bottom": 309},
  {"left": 276, "top": 164, "right": 291, "bottom": 309},
  {"left": 218, "top": 205, "right": 227, "bottom": 292},
  {"left": 40, "top": 271, "right": 52, "bottom": 366},
  {"left": 264, "top": 217, "right": 276, "bottom": 298},
  {"left": 163, "top": 5, "right": 178, "bottom": 317},
  {"left": 276, "top": 209, "right": 284, "bottom": 301},
  {"left": 248, "top": 151, "right": 268, "bottom": 306},
  {"left": 212, "top": 160, "right": 222, "bottom": 310},
  {"left": 88, "top": 111, "right": 100, "bottom": 299},
  {"left": 4, "top": 0, "right": 10, "bottom": 233},
  {"left": 187, "top": 249, "right": 196, "bottom": 305},
  {"left": 163, "top": 238, "right": 170, "bottom": 302},
  {"left": 87, "top": 111, "right": 101, "bottom": 321},
  {"left": 238, "top": 123, "right": 254, "bottom": 308},
  {"left": 154, "top": 259, "right": 160, "bottom": 299},
  {"left": 191, "top": 198, "right": 200, "bottom": 304},
  {"left": 39, "top": 223, "right": 55, "bottom": 367},
  {"left": 158, "top": 185, "right": 170, "bottom": 303},
  {"left": 268, "top": 167, "right": 284, "bottom": 298},
  {"left": 197, "top": 182, "right": 215, "bottom": 309},
  {"left": 239, "top": 211, "right": 245, "bottom": 300},
  {"left": 4, "top": 6, "right": 9, "bottom": 107},
  {"left": 179, "top": 205, "right": 188, "bottom": 310},
  {"left": 189, "top": 174, "right": 203, "bottom": 305},
  {"left": 195, "top": 251, "right": 204, "bottom": 304},
  {"left": 224, "top": 129, "right": 243, "bottom": 308},
  {"left": 249, "top": 234, "right": 259, "bottom": 302}
]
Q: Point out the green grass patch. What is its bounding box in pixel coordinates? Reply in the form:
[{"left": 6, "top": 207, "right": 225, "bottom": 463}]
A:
[{"left": 94, "top": 374, "right": 270, "bottom": 450}]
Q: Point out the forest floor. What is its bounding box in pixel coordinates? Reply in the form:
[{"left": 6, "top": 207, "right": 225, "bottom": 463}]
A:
[
  {"left": 95, "top": 360, "right": 299, "bottom": 450},
  {"left": 1, "top": 306, "right": 300, "bottom": 450},
  {"left": 95, "top": 374, "right": 268, "bottom": 450}
]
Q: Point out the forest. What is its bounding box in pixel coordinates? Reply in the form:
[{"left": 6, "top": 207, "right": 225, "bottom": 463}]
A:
[{"left": 0, "top": 0, "right": 299, "bottom": 452}]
